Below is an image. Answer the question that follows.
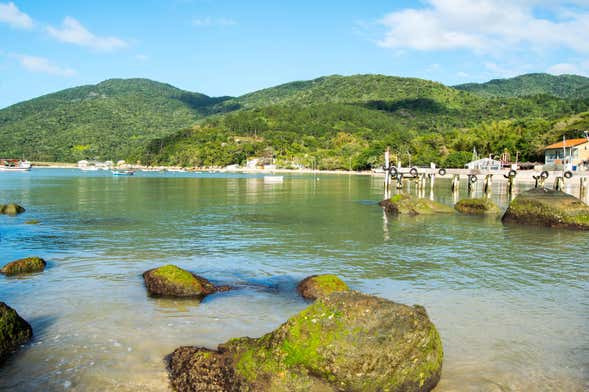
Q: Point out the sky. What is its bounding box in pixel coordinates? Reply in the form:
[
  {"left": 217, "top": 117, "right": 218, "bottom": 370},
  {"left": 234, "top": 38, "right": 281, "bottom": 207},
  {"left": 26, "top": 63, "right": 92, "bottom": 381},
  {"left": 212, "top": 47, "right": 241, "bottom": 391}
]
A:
[{"left": 1, "top": 0, "right": 588, "bottom": 108}]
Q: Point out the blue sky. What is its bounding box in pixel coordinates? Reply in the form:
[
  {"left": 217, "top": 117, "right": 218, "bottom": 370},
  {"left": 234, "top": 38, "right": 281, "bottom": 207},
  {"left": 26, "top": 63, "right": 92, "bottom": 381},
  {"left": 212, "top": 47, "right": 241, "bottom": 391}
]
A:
[{"left": 1, "top": 0, "right": 588, "bottom": 108}]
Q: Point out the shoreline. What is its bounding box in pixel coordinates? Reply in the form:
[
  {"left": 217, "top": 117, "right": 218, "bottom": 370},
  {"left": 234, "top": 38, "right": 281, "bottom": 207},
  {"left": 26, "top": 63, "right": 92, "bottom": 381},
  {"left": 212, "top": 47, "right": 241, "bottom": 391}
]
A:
[{"left": 31, "top": 161, "right": 588, "bottom": 185}]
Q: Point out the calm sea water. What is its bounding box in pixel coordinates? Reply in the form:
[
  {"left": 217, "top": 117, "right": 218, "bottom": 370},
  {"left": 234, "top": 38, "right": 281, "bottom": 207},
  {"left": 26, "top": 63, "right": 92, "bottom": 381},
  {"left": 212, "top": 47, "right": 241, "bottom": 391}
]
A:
[{"left": 0, "top": 169, "right": 587, "bottom": 391}]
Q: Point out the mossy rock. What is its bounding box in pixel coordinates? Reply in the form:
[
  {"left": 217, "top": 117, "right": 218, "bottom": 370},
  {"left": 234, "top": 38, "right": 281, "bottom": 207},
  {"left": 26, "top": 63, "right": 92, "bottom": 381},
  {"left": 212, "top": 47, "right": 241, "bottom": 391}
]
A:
[
  {"left": 168, "top": 291, "right": 443, "bottom": 391},
  {"left": 502, "top": 188, "right": 589, "bottom": 230},
  {"left": 379, "top": 193, "right": 454, "bottom": 215},
  {"left": 1, "top": 257, "right": 46, "bottom": 276},
  {"left": 0, "top": 204, "right": 25, "bottom": 216},
  {"left": 454, "top": 198, "right": 500, "bottom": 215},
  {"left": 0, "top": 302, "right": 33, "bottom": 364},
  {"left": 143, "top": 265, "right": 228, "bottom": 298},
  {"left": 296, "top": 274, "right": 349, "bottom": 300}
]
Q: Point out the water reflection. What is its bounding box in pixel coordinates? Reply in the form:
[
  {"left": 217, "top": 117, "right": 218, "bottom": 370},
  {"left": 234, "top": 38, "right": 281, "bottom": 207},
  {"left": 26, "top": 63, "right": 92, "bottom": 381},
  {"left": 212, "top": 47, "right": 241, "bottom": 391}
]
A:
[{"left": 0, "top": 169, "right": 587, "bottom": 391}]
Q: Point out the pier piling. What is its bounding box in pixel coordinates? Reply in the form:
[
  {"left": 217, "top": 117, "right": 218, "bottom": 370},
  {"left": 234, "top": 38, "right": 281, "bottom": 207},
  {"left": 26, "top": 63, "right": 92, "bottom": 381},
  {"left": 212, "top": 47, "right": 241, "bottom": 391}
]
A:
[
  {"left": 579, "top": 177, "right": 586, "bottom": 198},
  {"left": 451, "top": 174, "right": 460, "bottom": 193},
  {"left": 554, "top": 176, "right": 564, "bottom": 191},
  {"left": 483, "top": 174, "right": 493, "bottom": 194}
]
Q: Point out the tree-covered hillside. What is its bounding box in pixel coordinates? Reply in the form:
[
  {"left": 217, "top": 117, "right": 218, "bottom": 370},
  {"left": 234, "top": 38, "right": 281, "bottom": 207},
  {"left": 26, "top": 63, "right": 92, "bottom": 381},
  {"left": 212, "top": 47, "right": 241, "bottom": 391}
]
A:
[
  {"left": 141, "top": 75, "right": 589, "bottom": 169},
  {"left": 2, "top": 73, "right": 588, "bottom": 167},
  {"left": 454, "top": 73, "right": 589, "bottom": 99},
  {"left": 0, "top": 78, "right": 229, "bottom": 162}
]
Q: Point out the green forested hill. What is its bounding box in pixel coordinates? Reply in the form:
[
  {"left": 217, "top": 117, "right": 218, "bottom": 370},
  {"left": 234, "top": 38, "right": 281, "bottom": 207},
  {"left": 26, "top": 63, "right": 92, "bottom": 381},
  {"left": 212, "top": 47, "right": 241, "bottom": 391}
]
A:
[
  {"left": 1, "top": 73, "right": 588, "bottom": 167},
  {"left": 0, "top": 78, "right": 229, "bottom": 161},
  {"left": 454, "top": 73, "right": 589, "bottom": 99},
  {"left": 142, "top": 74, "right": 589, "bottom": 169}
]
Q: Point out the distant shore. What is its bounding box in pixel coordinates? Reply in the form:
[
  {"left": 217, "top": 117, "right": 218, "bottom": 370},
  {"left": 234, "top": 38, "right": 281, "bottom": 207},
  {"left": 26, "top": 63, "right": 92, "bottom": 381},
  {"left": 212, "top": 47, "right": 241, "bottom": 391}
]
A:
[{"left": 30, "top": 161, "right": 587, "bottom": 186}]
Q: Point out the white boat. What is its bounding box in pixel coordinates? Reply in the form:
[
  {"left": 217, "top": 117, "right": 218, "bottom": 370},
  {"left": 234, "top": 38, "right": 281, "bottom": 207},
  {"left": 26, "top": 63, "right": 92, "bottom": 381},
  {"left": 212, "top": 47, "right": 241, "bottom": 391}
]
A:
[
  {"left": 168, "top": 168, "right": 187, "bottom": 173},
  {"left": 264, "top": 175, "right": 284, "bottom": 183},
  {"left": 112, "top": 170, "right": 135, "bottom": 176},
  {"left": 79, "top": 166, "right": 99, "bottom": 171},
  {"left": 141, "top": 168, "right": 162, "bottom": 172},
  {"left": 0, "top": 159, "right": 31, "bottom": 172}
]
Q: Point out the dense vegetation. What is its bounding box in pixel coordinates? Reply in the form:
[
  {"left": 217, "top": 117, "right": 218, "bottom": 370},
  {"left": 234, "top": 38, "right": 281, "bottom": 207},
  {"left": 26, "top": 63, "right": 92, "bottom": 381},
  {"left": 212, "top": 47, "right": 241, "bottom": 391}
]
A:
[
  {"left": 454, "top": 73, "right": 589, "bottom": 99},
  {"left": 142, "top": 75, "right": 589, "bottom": 169},
  {"left": 2, "top": 73, "right": 588, "bottom": 168},
  {"left": 0, "top": 79, "right": 229, "bottom": 162}
]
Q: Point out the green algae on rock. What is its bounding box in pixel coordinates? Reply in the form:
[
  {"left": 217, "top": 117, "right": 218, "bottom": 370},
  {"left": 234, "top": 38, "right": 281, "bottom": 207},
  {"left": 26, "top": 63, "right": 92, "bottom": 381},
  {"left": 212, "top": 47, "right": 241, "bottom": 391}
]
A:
[
  {"left": 1, "top": 257, "right": 46, "bottom": 276},
  {"left": 0, "top": 302, "right": 33, "bottom": 365},
  {"left": 454, "top": 198, "right": 500, "bottom": 215},
  {"left": 502, "top": 188, "right": 589, "bottom": 230},
  {"left": 143, "top": 265, "right": 228, "bottom": 298},
  {"left": 0, "top": 203, "right": 25, "bottom": 216},
  {"left": 168, "top": 291, "right": 443, "bottom": 392},
  {"left": 296, "top": 274, "right": 349, "bottom": 300},
  {"left": 380, "top": 193, "right": 454, "bottom": 215}
]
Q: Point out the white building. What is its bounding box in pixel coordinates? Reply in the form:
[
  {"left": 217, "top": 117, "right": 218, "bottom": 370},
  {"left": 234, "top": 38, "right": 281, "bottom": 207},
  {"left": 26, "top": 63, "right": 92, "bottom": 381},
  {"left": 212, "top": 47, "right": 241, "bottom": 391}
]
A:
[{"left": 465, "top": 158, "right": 502, "bottom": 171}]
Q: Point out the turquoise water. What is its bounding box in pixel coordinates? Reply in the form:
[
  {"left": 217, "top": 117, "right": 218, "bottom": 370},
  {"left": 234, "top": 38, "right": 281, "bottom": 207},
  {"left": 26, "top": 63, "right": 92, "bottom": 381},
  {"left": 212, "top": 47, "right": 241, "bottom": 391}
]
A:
[{"left": 0, "top": 169, "right": 587, "bottom": 391}]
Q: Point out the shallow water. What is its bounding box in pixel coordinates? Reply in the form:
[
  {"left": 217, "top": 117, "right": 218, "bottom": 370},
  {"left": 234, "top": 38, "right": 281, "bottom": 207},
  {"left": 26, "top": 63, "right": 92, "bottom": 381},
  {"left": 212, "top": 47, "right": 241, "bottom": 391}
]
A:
[{"left": 0, "top": 169, "right": 587, "bottom": 391}]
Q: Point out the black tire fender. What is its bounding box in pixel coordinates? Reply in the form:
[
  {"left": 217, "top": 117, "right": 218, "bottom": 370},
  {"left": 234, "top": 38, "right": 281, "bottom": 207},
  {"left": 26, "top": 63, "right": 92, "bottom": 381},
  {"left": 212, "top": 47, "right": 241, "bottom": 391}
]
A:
[
  {"left": 438, "top": 168, "right": 447, "bottom": 176},
  {"left": 564, "top": 171, "right": 573, "bottom": 179},
  {"left": 540, "top": 170, "right": 549, "bottom": 179},
  {"left": 409, "top": 168, "right": 418, "bottom": 177}
]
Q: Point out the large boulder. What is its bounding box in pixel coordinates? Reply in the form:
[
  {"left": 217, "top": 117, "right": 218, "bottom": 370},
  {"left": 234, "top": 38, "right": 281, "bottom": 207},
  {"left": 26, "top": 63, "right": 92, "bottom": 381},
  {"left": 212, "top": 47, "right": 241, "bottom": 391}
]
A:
[
  {"left": 143, "top": 265, "right": 229, "bottom": 298},
  {"left": 502, "top": 188, "right": 589, "bottom": 230},
  {"left": 0, "top": 302, "right": 33, "bottom": 364},
  {"left": 296, "top": 274, "right": 349, "bottom": 300},
  {"left": 454, "top": 198, "right": 500, "bottom": 215},
  {"left": 0, "top": 203, "right": 25, "bottom": 216},
  {"left": 380, "top": 194, "right": 454, "bottom": 215},
  {"left": 168, "top": 291, "right": 443, "bottom": 392},
  {"left": 1, "top": 257, "right": 46, "bottom": 276}
]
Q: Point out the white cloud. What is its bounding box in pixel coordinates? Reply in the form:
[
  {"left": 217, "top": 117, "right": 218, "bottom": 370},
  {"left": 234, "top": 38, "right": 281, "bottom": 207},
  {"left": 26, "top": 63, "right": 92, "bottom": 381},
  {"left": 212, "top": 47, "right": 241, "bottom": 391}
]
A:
[
  {"left": 0, "top": 2, "right": 33, "bottom": 29},
  {"left": 47, "top": 17, "right": 127, "bottom": 51},
  {"left": 192, "top": 17, "right": 236, "bottom": 27},
  {"left": 15, "top": 54, "right": 75, "bottom": 76},
  {"left": 547, "top": 63, "right": 580, "bottom": 75},
  {"left": 378, "top": 0, "right": 589, "bottom": 54}
]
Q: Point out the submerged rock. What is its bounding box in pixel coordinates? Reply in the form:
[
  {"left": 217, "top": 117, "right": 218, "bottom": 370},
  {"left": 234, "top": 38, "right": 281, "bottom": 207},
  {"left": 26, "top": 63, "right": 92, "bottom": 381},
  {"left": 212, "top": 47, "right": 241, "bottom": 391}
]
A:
[
  {"left": 0, "top": 302, "right": 33, "bottom": 364},
  {"left": 296, "top": 274, "right": 349, "bottom": 300},
  {"left": 1, "top": 257, "right": 46, "bottom": 276},
  {"left": 454, "top": 198, "right": 500, "bottom": 215},
  {"left": 380, "top": 193, "right": 454, "bottom": 215},
  {"left": 168, "top": 291, "right": 443, "bottom": 392},
  {"left": 502, "top": 188, "right": 589, "bottom": 230},
  {"left": 0, "top": 203, "right": 25, "bottom": 216},
  {"left": 24, "top": 219, "right": 40, "bottom": 225},
  {"left": 143, "top": 265, "right": 227, "bottom": 298}
]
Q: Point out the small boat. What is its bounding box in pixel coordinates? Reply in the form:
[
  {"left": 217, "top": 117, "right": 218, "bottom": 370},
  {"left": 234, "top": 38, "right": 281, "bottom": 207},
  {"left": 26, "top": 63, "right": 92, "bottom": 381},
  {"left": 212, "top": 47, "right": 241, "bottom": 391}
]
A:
[
  {"left": 141, "top": 168, "right": 162, "bottom": 172},
  {"left": 168, "top": 168, "right": 187, "bottom": 173},
  {"left": 79, "top": 166, "right": 99, "bottom": 171},
  {"left": 0, "top": 159, "right": 32, "bottom": 172},
  {"left": 112, "top": 170, "right": 135, "bottom": 176},
  {"left": 264, "top": 175, "right": 284, "bottom": 183}
]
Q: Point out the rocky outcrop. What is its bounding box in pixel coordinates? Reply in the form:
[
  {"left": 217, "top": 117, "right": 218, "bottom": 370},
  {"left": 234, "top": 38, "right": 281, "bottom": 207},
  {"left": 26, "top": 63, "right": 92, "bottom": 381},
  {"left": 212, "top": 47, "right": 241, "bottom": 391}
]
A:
[
  {"left": 0, "top": 302, "right": 33, "bottom": 364},
  {"left": 143, "top": 265, "right": 230, "bottom": 298},
  {"left": 168, "top": 291, "right": 443, "bottom": 392},
  {"left": 296, "top": 274, "right": 349, "bottom": 300},
  {"left": 502, "top": 188, "right": 589, "bottom": 230},
  {"left": 380, "top": 194, "right": 454, "bottom": 215},
  {"left": 454, "top": 198, "right": 500, "bottom": 215},
  {"left": 0, "top": 203, "right": 25, "bottom": 216},
  {"left": 1, "top": 257, "right": 46, "bottom": 276}
]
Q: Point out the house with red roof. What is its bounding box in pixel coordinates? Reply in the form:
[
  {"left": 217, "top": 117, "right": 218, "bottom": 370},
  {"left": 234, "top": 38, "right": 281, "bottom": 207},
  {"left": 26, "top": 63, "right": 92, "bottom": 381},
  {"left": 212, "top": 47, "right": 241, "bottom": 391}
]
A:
[{"left": 544, "top": 137, "right": 589, "bottom": 170}]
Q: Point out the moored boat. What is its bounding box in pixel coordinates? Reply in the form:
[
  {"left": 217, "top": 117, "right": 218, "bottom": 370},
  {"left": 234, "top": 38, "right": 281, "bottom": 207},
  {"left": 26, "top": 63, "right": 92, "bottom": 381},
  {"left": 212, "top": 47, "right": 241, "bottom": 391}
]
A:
[
  {"left": 112, "top": 170, "right": 135, "bottom": 176},
  {"left": 0, "top": 159, "right": 32, "bottom": 172}
]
